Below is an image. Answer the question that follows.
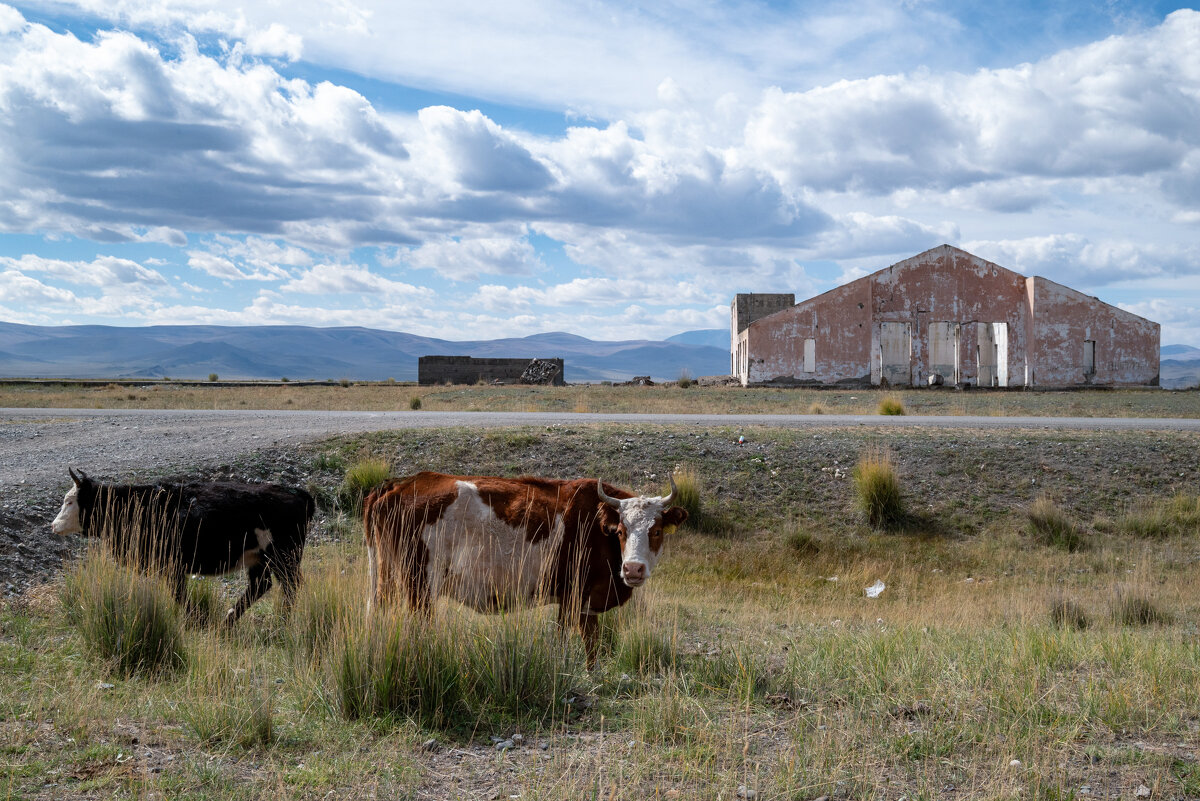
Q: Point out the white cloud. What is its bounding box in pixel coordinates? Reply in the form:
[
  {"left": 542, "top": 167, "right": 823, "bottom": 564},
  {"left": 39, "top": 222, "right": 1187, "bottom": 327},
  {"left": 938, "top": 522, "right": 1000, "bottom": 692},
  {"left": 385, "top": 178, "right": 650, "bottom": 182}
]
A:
[
  {"left": 2, "top": 254, "right": 170, "bottom": 289},
  {"left": 399, "top": 232, "right": 543, "bottom": 281},
  {"left": 280, "top": 263, "right": 433, "bottom": 299},
  {"left": 470, "top": 276, "right": 719, "bottom": 312},
  {"left": 964, "top": 235, "right": 1200, "bottom": 289}
]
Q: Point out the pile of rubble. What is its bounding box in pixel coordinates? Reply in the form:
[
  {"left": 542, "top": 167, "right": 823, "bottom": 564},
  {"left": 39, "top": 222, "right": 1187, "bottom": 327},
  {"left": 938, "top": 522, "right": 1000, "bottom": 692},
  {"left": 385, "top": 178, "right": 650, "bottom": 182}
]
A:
[{"left": 520, "top": 358, "right": 563, "bottom": 385}]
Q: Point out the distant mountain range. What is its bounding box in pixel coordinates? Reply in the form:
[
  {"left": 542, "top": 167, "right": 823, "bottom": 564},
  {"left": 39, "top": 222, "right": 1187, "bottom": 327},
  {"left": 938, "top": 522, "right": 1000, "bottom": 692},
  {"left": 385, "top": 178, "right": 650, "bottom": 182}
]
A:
[
  {"left": 1161, "top": 344, "right": 1200, "bottom": 390},
  {"left": 1, "top": 321, "right": 1194, "bottom": 388},
  {"left": 0, "top": 322, "right": 732, "bottom": 383}
]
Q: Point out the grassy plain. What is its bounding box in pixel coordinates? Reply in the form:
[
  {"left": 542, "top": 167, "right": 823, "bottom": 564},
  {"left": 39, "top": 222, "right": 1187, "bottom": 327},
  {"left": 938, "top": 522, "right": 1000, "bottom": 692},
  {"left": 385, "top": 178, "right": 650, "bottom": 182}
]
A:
[
  {"left": 0, "top": 379, "right": 1198, "bottom": 417},
  {"left": 3, "top": 423, "right": 1200, "bottom": 799}
]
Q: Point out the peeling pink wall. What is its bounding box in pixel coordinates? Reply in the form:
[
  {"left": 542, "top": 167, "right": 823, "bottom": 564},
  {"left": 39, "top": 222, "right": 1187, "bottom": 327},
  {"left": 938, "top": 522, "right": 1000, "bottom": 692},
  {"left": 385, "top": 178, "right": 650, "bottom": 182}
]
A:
[
  {"left": 735, "top": 245, "right": 1159, "bottom": 388},
  {"left": 1027, "top": 277, "right": 1160, "bottom": 386},
  {"left": 743, "top": 278, "right": 871, "bottom": 384}
]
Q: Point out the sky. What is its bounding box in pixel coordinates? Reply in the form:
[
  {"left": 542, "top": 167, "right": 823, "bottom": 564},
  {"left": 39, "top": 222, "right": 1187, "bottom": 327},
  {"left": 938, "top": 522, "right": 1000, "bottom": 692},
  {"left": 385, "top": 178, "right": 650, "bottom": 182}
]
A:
[{"left": 1, "top": 1, "right": 1198, "bottom": 346}]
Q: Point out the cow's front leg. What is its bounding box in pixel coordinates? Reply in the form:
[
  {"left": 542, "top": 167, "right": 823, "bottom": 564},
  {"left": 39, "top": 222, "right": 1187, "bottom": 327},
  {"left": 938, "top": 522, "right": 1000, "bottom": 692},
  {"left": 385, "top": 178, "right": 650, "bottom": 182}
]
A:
[
  {"left": 225, "top": 563, "right": 272, "bottom": 625},
  {"left": 555, "top": 603, "right": 600, "bottom": 667},
  {"left": 578, "top": 613, "right": 600, "bottom": 669}
]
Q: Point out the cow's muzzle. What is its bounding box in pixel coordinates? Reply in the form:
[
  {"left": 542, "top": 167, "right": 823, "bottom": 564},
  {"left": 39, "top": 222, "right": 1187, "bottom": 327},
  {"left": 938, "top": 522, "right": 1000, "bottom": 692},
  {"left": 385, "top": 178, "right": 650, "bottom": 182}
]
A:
[{"left": 621, "top": 561, "right": 647, "bottom": 586}]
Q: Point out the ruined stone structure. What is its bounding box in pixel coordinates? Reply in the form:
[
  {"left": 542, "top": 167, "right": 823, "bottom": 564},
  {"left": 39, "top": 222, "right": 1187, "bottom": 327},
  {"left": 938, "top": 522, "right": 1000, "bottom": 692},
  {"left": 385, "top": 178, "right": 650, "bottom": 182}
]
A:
[
  {"left": 418, "top": 356, "right": 565, "bottom": 386},
  {"left": 732, "top": 245, "right": 1159, "bottom": 388}
]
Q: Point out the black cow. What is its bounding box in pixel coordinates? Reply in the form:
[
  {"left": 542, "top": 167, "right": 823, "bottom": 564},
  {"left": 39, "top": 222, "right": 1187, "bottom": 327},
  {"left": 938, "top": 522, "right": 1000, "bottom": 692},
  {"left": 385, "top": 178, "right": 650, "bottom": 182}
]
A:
[{"left": 52, "top": 468, "right": 314, "bottom": 624}]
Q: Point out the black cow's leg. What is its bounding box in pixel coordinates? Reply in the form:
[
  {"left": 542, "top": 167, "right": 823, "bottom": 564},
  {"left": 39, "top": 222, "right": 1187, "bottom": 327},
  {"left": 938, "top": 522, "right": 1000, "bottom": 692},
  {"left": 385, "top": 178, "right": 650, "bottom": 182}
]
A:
[{"left": 225, "top": 563, "right": 272, "bottom": 625}]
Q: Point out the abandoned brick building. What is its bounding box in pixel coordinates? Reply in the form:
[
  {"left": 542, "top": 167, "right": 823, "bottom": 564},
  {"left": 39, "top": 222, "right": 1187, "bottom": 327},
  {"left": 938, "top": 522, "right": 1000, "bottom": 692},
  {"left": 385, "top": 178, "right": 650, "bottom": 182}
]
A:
[{"left": 731, "top": 245, "right": 1160, "bottom": 388}]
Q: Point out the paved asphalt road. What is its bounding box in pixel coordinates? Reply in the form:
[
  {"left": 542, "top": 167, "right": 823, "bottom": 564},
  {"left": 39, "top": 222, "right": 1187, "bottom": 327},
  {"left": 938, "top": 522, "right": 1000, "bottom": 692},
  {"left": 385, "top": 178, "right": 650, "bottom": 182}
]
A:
[{"left": 3, "top": 407, "right": 1199, "bottom": 488}]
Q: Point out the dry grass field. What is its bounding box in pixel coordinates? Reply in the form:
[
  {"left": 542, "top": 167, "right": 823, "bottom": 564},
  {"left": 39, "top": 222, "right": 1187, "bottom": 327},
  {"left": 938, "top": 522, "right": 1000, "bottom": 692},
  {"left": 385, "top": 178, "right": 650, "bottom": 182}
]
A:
[
  {"left": 3, "top": 423, "right": 1199, "bottom": 799},
  {"left": 0, "top": 379, "right": 1198, "bottom": 417}
]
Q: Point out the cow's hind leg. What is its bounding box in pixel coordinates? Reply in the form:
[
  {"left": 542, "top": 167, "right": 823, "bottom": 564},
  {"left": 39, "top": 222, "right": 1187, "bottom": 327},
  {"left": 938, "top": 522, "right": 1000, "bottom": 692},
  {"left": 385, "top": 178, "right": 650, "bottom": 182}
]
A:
[{"left": 225, "top": 563, "right": 272, "bottom": 625}]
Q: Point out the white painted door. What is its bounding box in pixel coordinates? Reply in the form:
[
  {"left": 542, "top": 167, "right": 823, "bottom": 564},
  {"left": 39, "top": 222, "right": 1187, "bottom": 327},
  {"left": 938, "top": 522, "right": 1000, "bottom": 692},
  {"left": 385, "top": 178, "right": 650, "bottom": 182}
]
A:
[
  {"left": 879, "top": 322, "right": 912, "bottom": 386},
  {"left": 929, "top": 322, "right": 959, "bottom": 383}
]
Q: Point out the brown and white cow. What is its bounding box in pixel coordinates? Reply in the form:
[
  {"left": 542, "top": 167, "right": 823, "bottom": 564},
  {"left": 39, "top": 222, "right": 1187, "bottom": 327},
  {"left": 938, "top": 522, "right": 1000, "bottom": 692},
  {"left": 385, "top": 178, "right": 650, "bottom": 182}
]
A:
[{"left": 363, "top": 471, "right": 688, "bottom": 663}]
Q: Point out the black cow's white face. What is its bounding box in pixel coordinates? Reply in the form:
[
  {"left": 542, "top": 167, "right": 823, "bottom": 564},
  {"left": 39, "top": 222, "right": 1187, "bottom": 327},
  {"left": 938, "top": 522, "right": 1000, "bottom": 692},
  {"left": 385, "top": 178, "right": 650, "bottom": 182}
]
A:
[{"left": 52, "top": 485, "right": 82, "bottom": 536}]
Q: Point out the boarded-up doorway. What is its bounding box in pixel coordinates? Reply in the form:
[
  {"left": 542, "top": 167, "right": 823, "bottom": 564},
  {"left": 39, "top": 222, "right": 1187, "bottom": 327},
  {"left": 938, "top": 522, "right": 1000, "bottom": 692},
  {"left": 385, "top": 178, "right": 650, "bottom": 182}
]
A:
[
  {"left": 929, "top": 322, "right": 960, "bottom": 384},
  {"left": 803, "top": 338, "right": 816, "bottom": 373},
  {"left": 976, "top": 322, "right": 1008, "bottom": 387},
  {"left": 878, "top": 322, "right": 912, "bottom": 386}
]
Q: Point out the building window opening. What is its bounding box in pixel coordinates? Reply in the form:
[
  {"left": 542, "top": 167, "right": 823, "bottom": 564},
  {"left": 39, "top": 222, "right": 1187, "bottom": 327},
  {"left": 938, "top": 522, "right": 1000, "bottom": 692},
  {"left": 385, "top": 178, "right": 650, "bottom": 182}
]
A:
[{"left": 1083, "top": 340, "right": 1096, "bottom": 375}]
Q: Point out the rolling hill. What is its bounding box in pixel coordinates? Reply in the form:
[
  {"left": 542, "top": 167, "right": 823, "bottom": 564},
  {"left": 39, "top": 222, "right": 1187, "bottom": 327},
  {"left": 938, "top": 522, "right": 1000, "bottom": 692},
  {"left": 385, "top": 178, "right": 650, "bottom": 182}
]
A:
[{"left": 0, "top": 322, "right": 731, "bottom": 383}]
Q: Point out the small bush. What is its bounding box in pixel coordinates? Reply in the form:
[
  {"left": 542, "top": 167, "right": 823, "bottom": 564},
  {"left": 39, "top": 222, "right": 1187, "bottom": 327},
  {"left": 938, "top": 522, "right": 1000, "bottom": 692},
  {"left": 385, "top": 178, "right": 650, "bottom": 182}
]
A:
[
  {"left": 1027, "top": 496, "right": 1086, "bottom": 551},
  {"left": 1114, "top": 593, "right": 1172, "bottom": 626},
  {"left": 877, "top": 395, "right": 905, "bottom": 415},
  {"left": 1049, "top": 598, "right": 1090, "bottom": 629},
  {"left": 207, "top": 373, "right": 219, "bottom": 382},
  {"left": 677, "top": 371, "right": 693, "bottom": 388},
  {"left": 280, "top": 376, "right": 289, "bottom": 383},
  {"left": 62, "top": 553, "right": 186, "bottom": 677},
  {"left": 853, "top": 449, "right": 905, "bottom": 530},
  {"left": 339, "top": 457, "right": 391, "bottom": 514},
  {"left": 807, "top": 402, "right": 827, "bottom": 415},
  {"left": 339, "top": 378, "right": 352, "bottom": 388},
  {"left": 409, "top": 395, "right": 422, "bottom": 410}
]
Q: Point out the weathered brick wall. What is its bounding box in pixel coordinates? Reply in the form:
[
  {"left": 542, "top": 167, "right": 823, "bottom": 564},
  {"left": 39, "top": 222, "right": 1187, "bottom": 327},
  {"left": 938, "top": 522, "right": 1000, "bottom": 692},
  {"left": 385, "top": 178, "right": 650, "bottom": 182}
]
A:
[{"left": 418, "top": 356, "right": 565, "bottom": 386}]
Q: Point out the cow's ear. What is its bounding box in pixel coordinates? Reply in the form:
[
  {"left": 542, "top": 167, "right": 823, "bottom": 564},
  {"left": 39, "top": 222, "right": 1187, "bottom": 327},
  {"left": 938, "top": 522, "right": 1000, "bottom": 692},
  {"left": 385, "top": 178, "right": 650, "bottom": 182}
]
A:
[
  {"left": 596, "top": 502, "right": 621, "bottom": 534},
  {"left": 660, "top": 506, "right": 688, "bottom": 533}
]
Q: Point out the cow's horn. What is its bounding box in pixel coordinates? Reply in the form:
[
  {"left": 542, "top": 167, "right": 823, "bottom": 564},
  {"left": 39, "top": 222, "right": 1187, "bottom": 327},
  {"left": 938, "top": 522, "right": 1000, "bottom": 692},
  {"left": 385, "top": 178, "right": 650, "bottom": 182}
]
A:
[
  {"left": 662, "top": 474, "right": 677, "bottom": 505},
  {"left": 597, "top": 479, "right": 620, "bottom": 508},
  {"left": 68, "top": 467, "right": 82, "bottom": 486}
]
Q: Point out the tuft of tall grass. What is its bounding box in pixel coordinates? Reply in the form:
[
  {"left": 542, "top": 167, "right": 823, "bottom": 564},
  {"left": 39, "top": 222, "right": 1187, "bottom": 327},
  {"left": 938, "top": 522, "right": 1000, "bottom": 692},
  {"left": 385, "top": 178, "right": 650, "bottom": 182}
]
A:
[
  {"left": 61, "top": 551, "right": 186, "bottom": 677},
  {"left": 600, "top": 602, "right": 678, "bottom": 677},
  {"left": 288, "top": 562, "right": 357, "bottom": 661},
  {"left": 692, "top": 643, "right": 771, "bottom": 704},
  {"left": 852, "top": 449, "right": 905, "bottom": 530},
  {"left": 1026, "top": 496, "right": 1087, "bottom": 551},
  {"left": 877, "top": 395, "right": 905, "bottom": 415},
  {"left": 335, "top": 610, "right": 470, "bottom": 730},
  {"left": 470, "top": 612, "right": 581, "bottom": 726},
  {"left": 338, "top": 457, "right": 391, "bottom": 514},
  {"left": 1113, "top": 592, "right": 1172, "bottom": 626},
  {"left": 671, "top": 466, "right": 703, "bottom": 528},
  {"left": 181, "top": 642, "right": 276, "bottom": 749},
  {"left": 631, "top": 676, "right": 710, "bottom": 745},
  {"left": 1048, "top": 597, "right": 1090, "bottom": 629},
  {"left": 1115, "top": 493, "right": 1200, "bottom": 538},
  {"left": 183, "top": 576, "right": 225, "bottom": 627},
  {"left": 783, "top": 519, "right": 820, "bottom": 555},
  {"left": 408, "top": 395, "right": 422, "bottom": 410}
]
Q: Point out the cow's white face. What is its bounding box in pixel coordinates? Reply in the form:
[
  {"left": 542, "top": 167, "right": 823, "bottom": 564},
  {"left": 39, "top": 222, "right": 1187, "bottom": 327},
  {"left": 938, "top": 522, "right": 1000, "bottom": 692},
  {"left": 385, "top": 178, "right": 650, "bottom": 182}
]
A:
[
  {"left": 52, "top": 485, "right": 82, "bottom": 536},
  {"left": 611, "top": 496, "right": 678, "bottom": 587}
]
